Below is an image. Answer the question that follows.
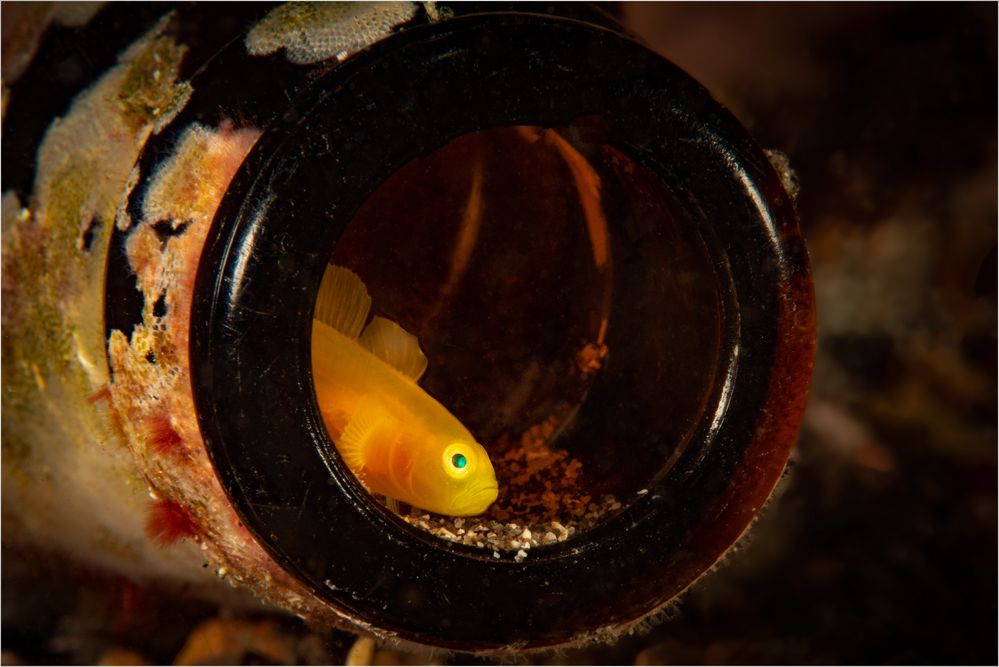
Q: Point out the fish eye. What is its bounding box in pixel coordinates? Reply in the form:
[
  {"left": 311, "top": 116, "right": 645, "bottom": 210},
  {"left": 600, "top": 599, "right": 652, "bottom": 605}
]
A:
[{"left": 443, "top": 443, "right": 474, "bottom": 478}]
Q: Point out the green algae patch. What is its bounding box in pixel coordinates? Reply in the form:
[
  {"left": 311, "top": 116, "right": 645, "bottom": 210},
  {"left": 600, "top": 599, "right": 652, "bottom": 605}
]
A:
[
  {"left": 1, "top": 21, "right": 198, "bottom": 581},
  {"left": 117, "top": 35, "right": 192, "bottom": 131}
]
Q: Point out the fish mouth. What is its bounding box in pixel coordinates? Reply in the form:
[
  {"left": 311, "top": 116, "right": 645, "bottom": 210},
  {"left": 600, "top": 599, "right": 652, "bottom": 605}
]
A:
[{"left": 453, "top": 484, "right": 499, "bottom": 516}]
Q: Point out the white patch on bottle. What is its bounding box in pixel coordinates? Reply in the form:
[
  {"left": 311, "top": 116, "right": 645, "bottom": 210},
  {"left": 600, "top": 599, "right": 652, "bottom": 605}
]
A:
[{"left": 245, "top": 2, "right": 418, "bottom": 65}]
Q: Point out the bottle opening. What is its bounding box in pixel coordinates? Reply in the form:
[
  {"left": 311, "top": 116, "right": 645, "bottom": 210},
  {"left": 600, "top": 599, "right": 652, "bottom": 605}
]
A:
[{"left": 312, "top": 123, "right": 726, "bottom": 554}]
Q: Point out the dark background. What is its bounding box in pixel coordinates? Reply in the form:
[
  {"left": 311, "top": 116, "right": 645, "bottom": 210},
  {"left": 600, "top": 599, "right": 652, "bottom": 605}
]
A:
[
  {"left": 608, "top": 4, "right": 997, "bottom": 664},
  {"left": 2, "top": 3, "right": 995, "bottom": 665}
]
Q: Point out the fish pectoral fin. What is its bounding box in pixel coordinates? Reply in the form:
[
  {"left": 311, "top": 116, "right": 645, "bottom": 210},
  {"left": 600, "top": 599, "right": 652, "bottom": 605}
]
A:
[
  {"left": 315, "top": 265, "right": 372, "bottom": 339},
  {"left": 359, "top": 316, "right": 428, "bottom": 381},
  {"left": 337, "top": 400, "right": 391, "bottom": 471}
]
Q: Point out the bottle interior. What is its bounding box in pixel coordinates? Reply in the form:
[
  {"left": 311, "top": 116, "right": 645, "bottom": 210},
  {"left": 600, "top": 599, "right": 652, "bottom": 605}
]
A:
[{"left": 314, "top": 123, "right": 726, "bottom": 550}]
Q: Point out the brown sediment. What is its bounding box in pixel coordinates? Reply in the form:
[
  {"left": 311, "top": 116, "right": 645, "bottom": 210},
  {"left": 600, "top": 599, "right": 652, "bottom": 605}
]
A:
[{"left": 403, "top": 416, "right": 622, "bottom": 560}]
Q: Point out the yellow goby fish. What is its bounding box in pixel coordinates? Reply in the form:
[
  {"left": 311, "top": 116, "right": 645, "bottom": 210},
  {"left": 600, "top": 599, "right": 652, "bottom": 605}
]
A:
[{"left": 311, "top": 266, "right": 498, "bottom": 516}]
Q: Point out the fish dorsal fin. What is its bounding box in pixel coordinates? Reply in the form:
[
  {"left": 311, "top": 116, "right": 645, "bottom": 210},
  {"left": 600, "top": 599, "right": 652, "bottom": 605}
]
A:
[
  {"left": 359, "top": 316, "right": 428, "bottom": 381},
  {"left": 315, "top": 265, "right": 371, "bottom": 339},
  {"left": 337, "top": 399, "right": 388, "bottom": 472}
]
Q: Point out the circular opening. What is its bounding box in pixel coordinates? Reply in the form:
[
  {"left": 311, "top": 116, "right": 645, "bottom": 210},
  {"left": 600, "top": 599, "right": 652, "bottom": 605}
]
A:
[
  {"left": 193, "top": 13, "right": 812, "bottom": 648},
  {"left": 311, "top": 123, "right": 726, "bottom": 552}
]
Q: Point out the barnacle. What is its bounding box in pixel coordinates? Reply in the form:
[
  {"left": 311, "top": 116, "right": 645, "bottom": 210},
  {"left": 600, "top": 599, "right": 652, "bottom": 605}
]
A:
[{"left": 2, "top": 2, "right": 814, "bottom": 653}]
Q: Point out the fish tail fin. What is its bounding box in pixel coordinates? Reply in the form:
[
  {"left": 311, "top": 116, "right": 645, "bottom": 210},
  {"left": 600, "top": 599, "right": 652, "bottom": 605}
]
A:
[{"left": 315, "top": 265, "right": 372, "bottom": 339}]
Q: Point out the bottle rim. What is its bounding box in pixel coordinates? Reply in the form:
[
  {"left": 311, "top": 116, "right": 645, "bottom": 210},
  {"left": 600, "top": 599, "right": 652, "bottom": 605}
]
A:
[{"left": 190, "top": 11, "right": 815, "bottom": 651}]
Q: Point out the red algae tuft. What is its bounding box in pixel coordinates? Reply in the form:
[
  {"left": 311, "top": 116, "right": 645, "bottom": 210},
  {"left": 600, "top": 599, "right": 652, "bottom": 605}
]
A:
[
  {"left": 145, "top": 413, "right": 185, "bottom": 457},
  {"left": 145, "top": 499, "right": 198, "bottom": 547}
]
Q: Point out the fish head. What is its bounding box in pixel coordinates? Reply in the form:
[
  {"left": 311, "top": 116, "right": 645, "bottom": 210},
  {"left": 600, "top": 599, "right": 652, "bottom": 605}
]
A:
[{"left": 410, "top": 437, "right": 498, "bottom": 517}]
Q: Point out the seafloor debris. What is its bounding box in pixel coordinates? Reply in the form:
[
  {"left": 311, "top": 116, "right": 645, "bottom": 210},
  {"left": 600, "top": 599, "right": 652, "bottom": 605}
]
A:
[
  {"left": 402, "top": 416, "right": 622, "bottom": 556},
  {"left": 576, "top": 341, "right": 609, "bottom": 375}
]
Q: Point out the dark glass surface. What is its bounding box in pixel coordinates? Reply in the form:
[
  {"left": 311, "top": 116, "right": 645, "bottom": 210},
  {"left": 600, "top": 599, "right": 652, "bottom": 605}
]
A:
[{"left": 191, "top": 12, "right": 811, "bottom": 649}]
